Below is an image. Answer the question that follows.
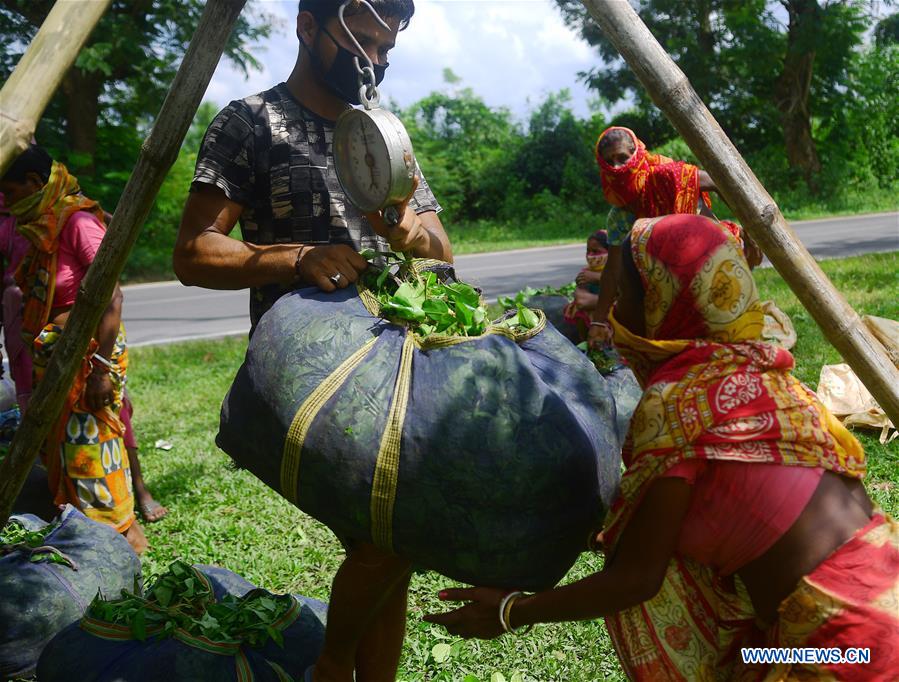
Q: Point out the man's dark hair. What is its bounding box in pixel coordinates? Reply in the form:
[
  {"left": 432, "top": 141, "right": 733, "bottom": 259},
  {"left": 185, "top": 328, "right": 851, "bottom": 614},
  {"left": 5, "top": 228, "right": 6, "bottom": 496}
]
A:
[
  {"left": 299, "top": 0, "right": 415, "bottom": 31},
  {"left": 2, "top": 145, "right": 52, "bottom": 184}
]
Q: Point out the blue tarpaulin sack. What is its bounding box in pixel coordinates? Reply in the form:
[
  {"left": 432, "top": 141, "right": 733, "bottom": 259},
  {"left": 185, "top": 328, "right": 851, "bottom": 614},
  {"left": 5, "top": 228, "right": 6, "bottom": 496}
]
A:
[
  {"left": 602, "top": 367, "right": 642, "bottom": 443},
  {"left": 197, "top": 564, "right": 329, "bottom": 627},
  {"left": 37, "top": 562, "right": 327, "bottom": 682},
  {"left": 521, "top": 293, "right": 581, "bottom": 342},
  {"left": 0, "top": 505, "right": 140, "bottom": 679},
  {"left": 218, "top": 262, "right": 623, "bottom": 591}
]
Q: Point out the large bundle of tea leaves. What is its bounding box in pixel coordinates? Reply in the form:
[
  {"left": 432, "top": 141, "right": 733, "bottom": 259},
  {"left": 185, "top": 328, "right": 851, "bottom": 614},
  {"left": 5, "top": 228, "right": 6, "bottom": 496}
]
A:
[
  {"left": 37, "top": 562, "right": 327, "bottom": 682},
  {"left": 0, "top": 506, "right": 140, "bottom": 679},
  {"left": 219, "top": 258, "right": 623, "bottom": 590}
]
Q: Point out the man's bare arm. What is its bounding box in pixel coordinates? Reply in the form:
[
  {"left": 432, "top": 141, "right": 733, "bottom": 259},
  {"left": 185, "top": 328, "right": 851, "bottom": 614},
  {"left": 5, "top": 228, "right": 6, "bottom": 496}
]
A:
[
  {"left": 173, "top": 185, "right": 297, "bottom": 289},
  {"left": 413, "top": 209, "right": 453, "bottom": 263}
]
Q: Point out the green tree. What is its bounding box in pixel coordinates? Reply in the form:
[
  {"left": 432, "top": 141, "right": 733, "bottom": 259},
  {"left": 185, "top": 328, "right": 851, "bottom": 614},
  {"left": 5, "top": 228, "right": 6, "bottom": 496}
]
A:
[
  {"left": 0, "top": 0, "right": 273, "bottom": 183},
  {"left": 874, "top": 11, "right": 899, "bottom": 46},
  {"left": 513, "top": 91, "right": 585, "bottom": 196},
  {"left": 552, "top": 0, "right": 880, "bottom": 187},
  {"left": 399, "top": 85, "right": 520, "bottom": 221},
  {"left": 124, "top": 101, "right": 220, "bottom": 281}
]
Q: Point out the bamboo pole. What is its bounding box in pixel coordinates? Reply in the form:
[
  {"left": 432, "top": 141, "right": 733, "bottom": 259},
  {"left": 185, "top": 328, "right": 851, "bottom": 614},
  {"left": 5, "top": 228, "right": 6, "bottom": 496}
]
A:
[
  {"left": 0, "top": 0, "right": 249, "bottom": 526},
  {"left": 0, "top": 0, "right": 113, "bottom": 177},
  {"left": 582, "top": 0, "right": 899, "bottom": 426}
]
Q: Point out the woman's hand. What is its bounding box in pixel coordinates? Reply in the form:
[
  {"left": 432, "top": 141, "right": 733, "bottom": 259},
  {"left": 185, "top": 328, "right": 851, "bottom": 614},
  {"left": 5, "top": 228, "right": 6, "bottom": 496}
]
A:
[
  {"left": 423, "top": 587, "right": 509, "bottom": 640},
  {"left": 84, "top": 369, "right": 115, "bottom": 412},
  {"left": 588, "top": 321, "right": 613, "bottom": 349},
  {"left": 576, "top": 270, "right": 602, "bottom": 285},
  {"left": 573, "top": 288, "right": 599, "bottom": 312},
  {"left": 741, "top": 230, "right": 764, "bottom": 269}
]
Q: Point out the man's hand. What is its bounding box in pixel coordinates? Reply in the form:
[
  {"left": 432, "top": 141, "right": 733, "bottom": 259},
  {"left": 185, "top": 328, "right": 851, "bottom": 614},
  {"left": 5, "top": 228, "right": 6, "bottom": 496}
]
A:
[
  {"left": 296, "top": 244, "right": 368, "bottom": 293},
  {"left": 365, "top": 176, "right": 429, "bottom": 254},
  {"left": 84, "top": 370, "right": 115, "bottom": 412}
]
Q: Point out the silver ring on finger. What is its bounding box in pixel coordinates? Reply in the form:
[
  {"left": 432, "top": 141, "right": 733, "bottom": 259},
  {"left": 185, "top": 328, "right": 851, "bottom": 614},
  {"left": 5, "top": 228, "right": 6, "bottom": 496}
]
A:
[{"left": 329, "top": 272, "right": 343, "bottom": 287}]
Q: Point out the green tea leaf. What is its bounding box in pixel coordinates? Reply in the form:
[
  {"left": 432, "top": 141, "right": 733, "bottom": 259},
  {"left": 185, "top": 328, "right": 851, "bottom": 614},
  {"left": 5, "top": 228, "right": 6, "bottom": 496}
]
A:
[
  {"left": 132, "top": 607, "right": 147, "bottom": 641},
  {"left": 518, "top": 305, "right": 539, "bottom": 329},
  {"left": 154, "top": 585, "right": 173, "bottom": 607},
  {"left": 394, "top": 282, "right": 425, "bottom": 308},
  {"left": 444, "top": 282, "right": 480, "bottom": 307},
  {"left": 431, "top": 642, "right": 452, "bottom": 663},
  {"left": 381, "top": 300, "right": 425, "bottom": 323},
  {"left": 421, "top": 298, "right": 450, "bottom": 316},
  {"left": 376, "top": 266, "right": 392, "bottom": 289}
]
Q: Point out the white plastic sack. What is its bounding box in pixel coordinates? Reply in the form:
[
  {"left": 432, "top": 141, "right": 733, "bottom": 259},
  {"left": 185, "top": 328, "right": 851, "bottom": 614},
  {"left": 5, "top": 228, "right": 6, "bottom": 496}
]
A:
[{"left": 817, "top": 363, "right": 896, "bottom": 444}]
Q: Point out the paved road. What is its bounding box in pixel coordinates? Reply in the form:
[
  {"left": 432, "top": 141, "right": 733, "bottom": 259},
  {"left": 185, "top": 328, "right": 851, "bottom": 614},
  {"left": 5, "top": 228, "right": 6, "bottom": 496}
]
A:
[{"left": 122, "top": 212, "right": 897, "bottom": 347}]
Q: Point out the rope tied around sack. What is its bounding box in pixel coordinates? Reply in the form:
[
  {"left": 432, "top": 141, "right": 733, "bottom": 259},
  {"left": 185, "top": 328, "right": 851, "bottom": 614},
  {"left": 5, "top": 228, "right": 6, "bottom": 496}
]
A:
[
  {"left": 0, "top": 518, "right": 77, "bottom": 568},
  {"left": 1, "top": 542, "right": 78, "bottom": 569}
]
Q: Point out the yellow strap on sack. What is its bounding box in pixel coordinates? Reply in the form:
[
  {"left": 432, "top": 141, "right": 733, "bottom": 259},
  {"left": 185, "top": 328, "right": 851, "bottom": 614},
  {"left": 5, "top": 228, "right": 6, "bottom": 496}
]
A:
[
  {"left": 280, "top": 337, "right": 379, "bottom": 505},
  {"left": 370, "top": 331, "right": 415, "bottom": 550}
]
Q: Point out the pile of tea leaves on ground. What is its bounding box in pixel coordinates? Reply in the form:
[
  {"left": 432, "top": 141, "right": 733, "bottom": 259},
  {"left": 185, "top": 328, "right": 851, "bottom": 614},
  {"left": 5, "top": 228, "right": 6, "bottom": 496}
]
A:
[
  {"left": 87, "top": 560, "right": 294, "bottom": 646},
  {"left": 360, "top": 250, "right": 538, "bottom": 337}
]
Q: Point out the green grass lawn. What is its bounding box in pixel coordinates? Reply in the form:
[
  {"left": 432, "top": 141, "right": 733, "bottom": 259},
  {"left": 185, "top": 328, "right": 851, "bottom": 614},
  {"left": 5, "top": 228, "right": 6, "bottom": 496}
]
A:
[{"left": 127, "top": 251, "right": 898, "bottom": 682}]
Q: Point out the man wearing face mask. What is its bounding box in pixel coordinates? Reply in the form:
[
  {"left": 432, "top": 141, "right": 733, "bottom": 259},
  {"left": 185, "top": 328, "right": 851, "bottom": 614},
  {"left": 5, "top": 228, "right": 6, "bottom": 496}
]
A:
[
  {"left": 174, "top": 2, "right": 450, "bottom": 680},
  {"left": 175, "top": 0, "right": 449, "bottom": 332}
]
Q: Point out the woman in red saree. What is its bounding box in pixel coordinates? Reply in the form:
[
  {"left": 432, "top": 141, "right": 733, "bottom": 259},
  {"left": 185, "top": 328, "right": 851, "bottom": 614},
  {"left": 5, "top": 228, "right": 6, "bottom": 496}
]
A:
[
  {"left": 1, "top": 146, "right": 146, "bottom": 552},
  {"left": 595, "top": 126, "right": 715, "bottom": 219},
  {"left": 589, "top": 126, "right": 761, "bottom": 344},
  {"left": 426, "top": 214, "right": 898, "bottom": 680}
]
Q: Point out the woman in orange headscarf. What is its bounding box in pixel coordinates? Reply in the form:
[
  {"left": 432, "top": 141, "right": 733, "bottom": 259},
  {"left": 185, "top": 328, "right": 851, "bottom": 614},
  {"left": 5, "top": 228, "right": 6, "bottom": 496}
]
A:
[
  {"left": 588, "top": 127, "right": 761, "bottom": 345},
  {"left": 425, "top": 215, "right": 898, "bottom": 681},
  {"left": 1, "top": 146, "right": 146, "bottom": 553},
  {"left": 595, "top": 126, "right": 715, "bottom": 219}
]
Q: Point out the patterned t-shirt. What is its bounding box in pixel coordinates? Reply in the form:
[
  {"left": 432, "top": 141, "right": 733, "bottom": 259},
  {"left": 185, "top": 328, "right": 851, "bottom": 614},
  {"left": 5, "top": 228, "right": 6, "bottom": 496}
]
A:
[{"left": 192, "top": 82, "right": 441, "bottom": 331}]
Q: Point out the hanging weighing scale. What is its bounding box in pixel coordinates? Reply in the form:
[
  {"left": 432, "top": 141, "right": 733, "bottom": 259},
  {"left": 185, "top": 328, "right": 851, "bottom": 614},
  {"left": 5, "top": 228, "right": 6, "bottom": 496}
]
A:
[{"left": 332, "top": 0, "right": 416, "bottom": 227}]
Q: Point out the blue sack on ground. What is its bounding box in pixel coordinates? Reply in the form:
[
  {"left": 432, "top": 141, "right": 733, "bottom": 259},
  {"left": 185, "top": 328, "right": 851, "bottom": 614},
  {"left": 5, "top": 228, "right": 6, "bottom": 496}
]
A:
[
  {"left": 218, "top": 261, "right": 623, "bottom": 591},
  {"left": 0, "top": 505, "right": 140, "bottom": 680},
  {"left": 198, "top": 564, "right": 329, "bottom": 627},
  {"left": 36, "top": 562, "right": 327, "bottom": 682}
]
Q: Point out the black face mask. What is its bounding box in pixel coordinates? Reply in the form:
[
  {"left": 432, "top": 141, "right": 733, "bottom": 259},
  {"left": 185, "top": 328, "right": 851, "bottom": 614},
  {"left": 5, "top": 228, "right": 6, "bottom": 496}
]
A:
[{"left": 306, "top": 25, "right": 387, "bottom": 105}]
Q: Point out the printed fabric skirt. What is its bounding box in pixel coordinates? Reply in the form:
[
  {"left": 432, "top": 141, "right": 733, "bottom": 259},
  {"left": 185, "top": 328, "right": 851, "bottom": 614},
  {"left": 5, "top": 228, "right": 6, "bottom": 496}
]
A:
[
  {"left": 32, "top": 323, "right": 134, "bottom": 533},
  {"left": 605, "top": 513, "right": 899, "bottom": 681}
]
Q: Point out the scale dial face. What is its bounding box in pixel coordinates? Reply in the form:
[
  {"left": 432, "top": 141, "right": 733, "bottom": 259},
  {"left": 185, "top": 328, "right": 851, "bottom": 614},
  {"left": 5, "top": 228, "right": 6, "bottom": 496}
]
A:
[{"left": 334, "top": 108, "right": 415, "bottom": 213}]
